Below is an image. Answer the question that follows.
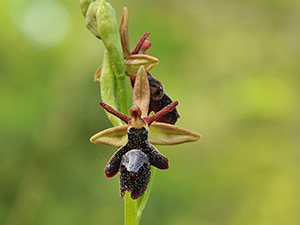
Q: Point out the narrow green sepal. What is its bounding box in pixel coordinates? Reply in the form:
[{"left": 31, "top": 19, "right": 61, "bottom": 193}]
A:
[
  {"left": 125, "top": 54, "right": 159, "bottom": 76},
  {"left": 132, "top": 66, "right": 150, "bottom": 118},
  {"left": 149, "top": 122, "right": 202, "bottom": 145},
  {"left": 90, "top": 125, "right": 128, "bottom": 148},
  {"left": 120, "top": 7, "right": 130, "bottom": 59}
]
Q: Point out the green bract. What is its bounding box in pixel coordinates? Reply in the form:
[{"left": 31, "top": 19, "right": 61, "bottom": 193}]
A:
[
  {"left": 82, "top": 0, "right": 128, "bottom": 115},
  {"left": 100, "top": 50, "right": 122, "bottom": 126}
]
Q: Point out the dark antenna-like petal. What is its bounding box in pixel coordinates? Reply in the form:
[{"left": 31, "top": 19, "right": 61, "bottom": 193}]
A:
[
  {"left": 131, "top": 32, "right": 150, "bottom": 55},
  {"left": 99, "top": 101, "right": 132, "bottom": 124},
  {"left": 144, "top": 101, "right": 178, "bottom": 126}
]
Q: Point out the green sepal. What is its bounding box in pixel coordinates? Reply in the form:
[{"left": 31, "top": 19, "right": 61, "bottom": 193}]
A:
[
  {"left": 149, "top": 122, "right": 202, "bottom": 145},
  {"left": 119, "top": 7, "right": 130, "bottom": 59},
  {"left": 90, "top": 125, "right": 128, "bottom": 147},
  {"left": 132, "top": 66, "right": 150, "bottom": 118},
  {"left": 125, "top": 54, "right": 159, "bottom": 76}
]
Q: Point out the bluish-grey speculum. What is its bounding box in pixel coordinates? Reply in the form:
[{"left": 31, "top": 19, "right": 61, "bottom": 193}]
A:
[{"left": 121, "top": 149, "right": 148, "bottom": 172}]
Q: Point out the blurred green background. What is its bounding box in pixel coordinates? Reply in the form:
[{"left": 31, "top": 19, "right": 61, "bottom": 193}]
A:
[{"left": 1, "top": 0, "right": 299, "bottom": 224}]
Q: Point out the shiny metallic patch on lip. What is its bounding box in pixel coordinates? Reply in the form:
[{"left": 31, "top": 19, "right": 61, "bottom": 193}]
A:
[{"left": 121, "top": 149, "right": 149, "bottom": 173}]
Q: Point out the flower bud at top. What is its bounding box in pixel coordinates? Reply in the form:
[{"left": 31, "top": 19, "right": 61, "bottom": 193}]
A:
[
  {"left": 80, "top": 0, "right": 94, "bottom": 17},
  {"left": 85, "top": 1, "right": 101, "bottom": 39}
]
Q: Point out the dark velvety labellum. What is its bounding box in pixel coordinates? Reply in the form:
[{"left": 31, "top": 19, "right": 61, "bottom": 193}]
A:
[
  {"left": 120, "top": 150, "right": 151, "bottom": 199},
  {"left": 105, "top": 126, "right": 169, "bottom": 199}
]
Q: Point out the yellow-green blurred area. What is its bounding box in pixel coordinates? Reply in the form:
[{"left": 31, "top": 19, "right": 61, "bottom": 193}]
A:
[{"left": 1, "top": 0, "right": 300, "bottom": 224}]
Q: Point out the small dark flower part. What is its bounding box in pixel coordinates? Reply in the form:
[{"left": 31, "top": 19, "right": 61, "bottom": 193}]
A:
[
  {"left": 146, "top": 72, "right": 164, "bottom": 101},
  {"left": 149, "top": 90, "right": 180, "bottom": 125},
  {"left": 146, "top": 73, "right": 180, "bottom": 124},
  {"left": 99, "top": 100, "right": 177, "bottom": 198}
]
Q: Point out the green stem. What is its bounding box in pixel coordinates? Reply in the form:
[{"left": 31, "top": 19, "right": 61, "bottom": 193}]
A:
[
  {"left": 124, "top": 167, "right": 156, "bottom": 225},
  {"left": 124, "top": 192, "right": 138, "bottom": 225}
]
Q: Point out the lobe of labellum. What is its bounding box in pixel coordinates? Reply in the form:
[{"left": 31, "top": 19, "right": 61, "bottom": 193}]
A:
[
  {"left": 90, "top": 125, "right": 128, "bottom": 148},
  {"left": 146, "top": 144, "right": 169, "bottom": 169},
  {"left": 105, "top": 144, "right": 130, "bottom": 178},
  {"left": 119, "top": 7, "right": 130, "bottom": 59},
  {"left": 148, "top": 122, "right": 202, "bottom": 145},
  {"left": 132, "top": 66, "right": 150, "bottom": 117}
]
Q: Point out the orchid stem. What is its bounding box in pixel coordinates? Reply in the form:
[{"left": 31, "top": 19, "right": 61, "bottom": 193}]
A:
[{"left": 124, "top": 167, "right": 156, "bottom": 225}]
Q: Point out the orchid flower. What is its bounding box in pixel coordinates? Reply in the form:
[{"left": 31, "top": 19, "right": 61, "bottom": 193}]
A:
[{"left": 90, "top": 66, "right": 201, "bottom": 199}]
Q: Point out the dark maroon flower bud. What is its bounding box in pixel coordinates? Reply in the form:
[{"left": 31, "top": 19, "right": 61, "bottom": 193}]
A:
[
  {"left": 149, "top": 91, "right": 180, "bottom": 125},
  {"left": 147, "top": 72, "right": 164, "bottom": 101},
  {"left": 130, "top": 72, "right": 180, "bottom": 125}
]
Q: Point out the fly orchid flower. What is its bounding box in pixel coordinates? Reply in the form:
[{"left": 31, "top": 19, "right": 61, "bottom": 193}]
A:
[{"left": 90, "top": 66, "right": 201, "bottom": 199}]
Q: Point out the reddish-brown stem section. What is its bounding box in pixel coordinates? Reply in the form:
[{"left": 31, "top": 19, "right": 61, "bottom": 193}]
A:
[
  {"left": 99, "top": 101, "right": 131, "bottom": 124},
  {"left": 131, "top": 32, "right": 150, "bottom": 54},
  {"left": 144, "top": 101, "right": 179, "bottom": 126}
]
